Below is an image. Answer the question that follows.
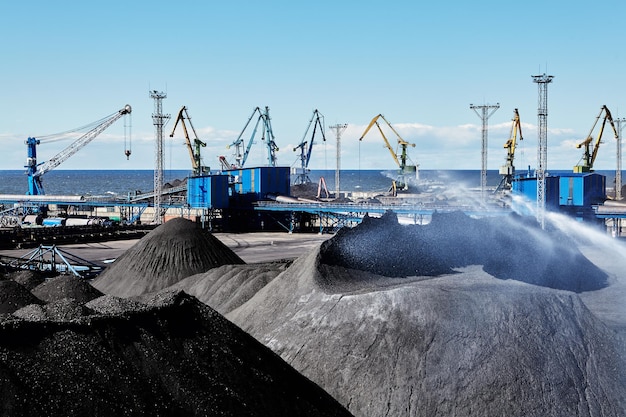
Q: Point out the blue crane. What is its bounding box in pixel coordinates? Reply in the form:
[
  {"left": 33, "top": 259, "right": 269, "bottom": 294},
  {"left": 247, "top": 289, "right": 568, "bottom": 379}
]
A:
[
  {"left": 293, "top": 109, "right": 325, "bottom": 185},
  {"left": 25, "top": 105, "right": 131, "bottom": 195},
  {"left": 228, "top": 106, "right": 278, "bottom": 168}
]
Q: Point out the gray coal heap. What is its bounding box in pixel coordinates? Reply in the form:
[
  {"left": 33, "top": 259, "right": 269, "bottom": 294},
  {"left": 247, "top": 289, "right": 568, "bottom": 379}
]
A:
[
  {"left": 229, "top": 211, "right": 626, "bottom": 417},
  {"left": 320, "top": 210, "right": 607, "bottom": 292},
  {"left": 93, "top": 217, "right": 245, "bottom": 297}
]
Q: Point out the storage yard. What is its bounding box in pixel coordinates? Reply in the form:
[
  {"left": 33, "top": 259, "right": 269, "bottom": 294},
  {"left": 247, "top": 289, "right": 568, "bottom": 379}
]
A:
[
  {"left": 0, "top": 214, "right": 625, "bottom": 416},
  {"left": 1, "top": 84, "right": 626, "bottom": 416}
]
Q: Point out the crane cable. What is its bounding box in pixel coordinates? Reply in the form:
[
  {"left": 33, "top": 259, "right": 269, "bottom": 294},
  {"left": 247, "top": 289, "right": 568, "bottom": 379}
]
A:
[{"left": 34, "top": 111, "right": 120, "bottom": 142}]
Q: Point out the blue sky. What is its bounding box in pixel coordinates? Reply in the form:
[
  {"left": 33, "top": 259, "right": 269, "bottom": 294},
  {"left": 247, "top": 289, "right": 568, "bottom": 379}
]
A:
[{"left": 1, "top": 1, "right": 626, "bottom": 174}]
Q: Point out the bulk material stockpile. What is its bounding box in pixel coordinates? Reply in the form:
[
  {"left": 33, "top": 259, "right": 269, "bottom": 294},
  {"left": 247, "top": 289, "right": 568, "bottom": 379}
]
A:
[
  {"left": 228, "top": 211, "right": 626, "bottom": 417},
  {"left": 0, "top": 286, "right": 353, "bottom": 417},
  {"left": 92, "top": 217, "right": 245, "bottom": 297}
]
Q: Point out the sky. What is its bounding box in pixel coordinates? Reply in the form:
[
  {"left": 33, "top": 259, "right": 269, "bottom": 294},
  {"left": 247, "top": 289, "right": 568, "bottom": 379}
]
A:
[{"left": 1, "top": 1, "right": 626, "bottom": 174}]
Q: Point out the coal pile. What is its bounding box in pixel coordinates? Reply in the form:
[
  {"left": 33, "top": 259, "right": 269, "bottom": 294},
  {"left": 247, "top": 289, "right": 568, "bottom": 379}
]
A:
[
  {"left": 228, "top": 212, "right": 626, "bottom": 417},
  {"left": 0, "top": 280, "right": 42, "bottom": 314},
  {"left": 32, "top": 274, "right": 104, "bottom": 303},
  {"left": 169, "top": 261, "right": 289, "bottom": 315},
  {"left": 0, "top": 290, "right": 353, "bottom": 417},
  {"left": 93, "top": 217, "right": 245, "bottom": 297},
  {"left": 320, "top": 210, "right": 608, "bottom": 292}
]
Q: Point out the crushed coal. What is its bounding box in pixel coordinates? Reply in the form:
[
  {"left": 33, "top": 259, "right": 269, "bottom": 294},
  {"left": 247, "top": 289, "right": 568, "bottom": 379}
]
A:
[
  {"left": 0, "top": 290, "right": 353, "bottom": 417},
  {"left": 169, "top": 261, "right": 289, "bottom": 315},
  {"left": 7, "top": 270, "right": 46, "bottom": 290},
  {"left": 229, "top": 212, "right": 626, "bottom": 417},
  {"left": 320, "top": 210, "right": 608, "bottom": 292},
  {"left": 0, "top": 280, "right": 43, "bottom": 314},
  {"left": 31, "top": 275, "right": 104, "bottom": 303},
  {"left": 92, "top": 217, "right": 245, "bottom": 297}
]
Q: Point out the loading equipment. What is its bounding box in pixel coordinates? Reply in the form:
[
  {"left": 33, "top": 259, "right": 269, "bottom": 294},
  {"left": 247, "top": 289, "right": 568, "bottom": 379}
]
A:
[
  {"left": 169, "top": 106, "right": 208, "bottom": 176},
  {"left": 574, "top": 105, "right": 618, "bottom": 173},
  {"left": 25, "top": 104, "right": 132, "bottom": 195},
  {"left": 293, "top": 109, "right": 326, "bottom": 185}
]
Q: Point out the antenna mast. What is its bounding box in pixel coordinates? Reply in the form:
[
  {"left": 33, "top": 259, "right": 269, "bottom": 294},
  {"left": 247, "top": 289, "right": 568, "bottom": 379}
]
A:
[
  {"left": 532, "top": 73, "right": 554, "bottom": 229},
  {"left": 150, "top": 90, "right": 170, "bottom": 225},
  {"left": 470, "top": 103, "right": 499, "bottom": 202},
  {"left": 329, "top": 123, "right": 347, "bottom": 199},
  {"left": 615, "top": 117, "right": 626, "bottom": 200}
]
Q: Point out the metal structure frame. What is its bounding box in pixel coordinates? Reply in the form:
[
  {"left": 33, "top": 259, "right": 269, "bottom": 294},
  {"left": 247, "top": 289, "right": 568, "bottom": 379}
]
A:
[
  {"left": 532, "top": 73, "right": 554, "bottom": 229},
  {"left": 615, "top": 118, "right": 626, "bottom": 200},
  {"left": 8, "top": 244, "right": 103, "bottom": 277},
  {"left": 329, "top": 124, "right": 348, "bottom": 199},
  {"left": 150, "top": 90, "right": 170, "bottom": 225},
  {"left": 470, "top": 103, "right": 499, "bottom": 202}
]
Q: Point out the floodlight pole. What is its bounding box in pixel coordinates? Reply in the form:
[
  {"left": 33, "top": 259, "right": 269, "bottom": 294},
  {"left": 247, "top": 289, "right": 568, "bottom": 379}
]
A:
[
  {"left": 329, "top": 123, "right": 348, "bottom": 199},
  {"left": 532, "top": 73, "right": 554, "bottom": 230},
  {"left": 470, "top": 103, "right": 499, "bottom": 202}
]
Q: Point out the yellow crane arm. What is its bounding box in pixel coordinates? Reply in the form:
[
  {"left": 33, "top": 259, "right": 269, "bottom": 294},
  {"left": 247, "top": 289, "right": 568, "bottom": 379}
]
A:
[
  {"left": 375, "top": 121, "right": 401, "bottom": 167},
  {"left": 575, "top": 105, "right": 618, "bottom": 171},
  {"left": 170, "top": 106, "right": 198, "bottom": 171},
  {"left": 503, "top": 109, "right": 523, "bottom": 154},
  {"left": 359, "top": 114, "right": 415, "bottom": 169}
]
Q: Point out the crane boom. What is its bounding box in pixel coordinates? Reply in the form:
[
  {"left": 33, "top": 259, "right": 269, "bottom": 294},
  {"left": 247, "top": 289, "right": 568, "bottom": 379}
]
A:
[
  {"left": 26, "top": 104, "right": 131, "bottom": 195},
  {"left": 169, "top": 106, "right": 207, "bottom": 176},
  {"left": 228, "top": 106, "right": 278, "bottom": 168},
  {"left": 574, "top": 105, "right": 618, "bottom": 173},
  {"left": 497, "top": 109, "right": 523, "bottom": 191},
  {"left": 359, "top": 114, "right": 416, "bottom": 173},
  {"left": 293, "top": 109, "right": 325, "bottom": 185}
]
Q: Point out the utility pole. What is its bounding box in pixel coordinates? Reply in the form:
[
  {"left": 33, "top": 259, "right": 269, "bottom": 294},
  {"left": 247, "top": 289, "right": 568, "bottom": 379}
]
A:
[
  {"left": 470, "top": 103, "right": 499, "bottom": 202},
  {"left": 532, "top": 74, "right": 554, "bottom": 229},
  {"left": 615, "top": 118, "right": 626, "bottom": 200},
  {"left": 150, "top": 90, "right": 170, "bottom": 225},
  {"left": 329, "top": 123, "right": 347, "bottom": 199}
]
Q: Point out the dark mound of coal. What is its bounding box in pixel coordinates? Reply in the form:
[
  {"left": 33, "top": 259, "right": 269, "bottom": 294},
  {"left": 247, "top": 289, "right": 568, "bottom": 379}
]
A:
[
  {"left": 92, "top": 217, "right": 245, "bottom": 297},
  {"left": 13, "top": 298, "right": 94, "bottom": 322},
  {"left": 0, "top": 291, "right": 352, "bottom": 417},
  {"left": 7, "top": 270, "right": 46, "bottom": 290},
  {"left": 32, "top": 275, "right": 103, "bottom": 303},
  {"left": 0, "top": 280, "right": 42, "bottom": 314},
  {"left": 320, "top": 211, "right": 607, "bottom": 292}
]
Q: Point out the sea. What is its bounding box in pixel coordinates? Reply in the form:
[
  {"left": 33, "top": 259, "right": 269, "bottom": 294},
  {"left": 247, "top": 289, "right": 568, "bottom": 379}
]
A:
[{"left": 0, "top": 169, "right": 621, "bottom": 197}]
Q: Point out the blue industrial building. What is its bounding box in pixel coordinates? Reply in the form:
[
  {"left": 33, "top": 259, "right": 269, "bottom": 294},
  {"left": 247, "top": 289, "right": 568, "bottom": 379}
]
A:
[{"left": 511, "top": 171, "right": 606, "bottom": 221}]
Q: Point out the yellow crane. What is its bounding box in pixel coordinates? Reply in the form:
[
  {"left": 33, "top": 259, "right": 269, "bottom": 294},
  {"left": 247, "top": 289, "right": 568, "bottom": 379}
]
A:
[
  {"left": 169, "top": 106, "right": 208, "bottom": 176},
  {"left": 359, "top": 114, "right": 417, "bottom": 192},
  {"left": 497, "top": 108, "right": 523, "bottom": 190},
  {"left": 574, "top": 105, "right": 618, "bottom": 173}
]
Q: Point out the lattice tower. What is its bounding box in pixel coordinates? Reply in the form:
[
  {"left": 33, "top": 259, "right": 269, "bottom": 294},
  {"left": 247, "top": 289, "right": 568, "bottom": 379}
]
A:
[
  {"left": 615, "top": 118, "right": 626, "bottom": 200},
  {"left": 150, "top": 90, "right": 170, "bottom": 224},
  {"left": 532, "top": 74, "right": 553, "bottom": 229},
  {"left": 470, "top": 103, "right": 499, "bottom": 202},
  {"left": 329, "top": 123, "right": 347, "bottom": 199}
]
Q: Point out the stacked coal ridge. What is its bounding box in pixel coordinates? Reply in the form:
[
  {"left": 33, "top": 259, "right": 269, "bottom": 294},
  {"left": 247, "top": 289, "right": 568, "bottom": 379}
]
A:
[
  {"left": 0, "top": 219, "right": 353, "bottom": 416},
  {"left": 320, "top": 211, "right": 608, "bottom": 292},
  {"left": 93, "top": 217, "right": 245, "bottom": 297},
  {"left": 229, "top": 211, "right": 626, "bottom": 417}
]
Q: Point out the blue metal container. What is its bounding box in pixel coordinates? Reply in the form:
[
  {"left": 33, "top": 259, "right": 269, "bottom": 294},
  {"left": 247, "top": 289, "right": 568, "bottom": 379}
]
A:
[
  {"left": 187, "top": 175, "right": 229, "bottom": 209},
  {"left": 227, "top": 166, "right": 291, "bottom": 200},
  {"left": 511, "top": 175, "right": 560, "bottom": 215},
  {"left": 558, "top": 172, "right": 606, "bottom": 207}
]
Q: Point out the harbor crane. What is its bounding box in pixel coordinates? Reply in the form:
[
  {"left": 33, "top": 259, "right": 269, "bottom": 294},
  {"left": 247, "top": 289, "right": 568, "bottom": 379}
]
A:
[
  {"left": 496, "top": 108, "right": 523, "bottom": 191},
  {"left": 359, "top": 114, "right": 417, "bottom": 191},
  {"left": 169, "top": 106, "right": 208, "bottom": 176},
  {"left": 574, "top": 105, "right": 619, "bottom": 173},
  {"left": 293, "top": 109, "right": 326, "bottom": 185},
  {"left": 228, "top": 106, "right": 278, "bottom": 168},
  {"left": 25, "top": 104, "right": 132, "bottom": 195}
]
